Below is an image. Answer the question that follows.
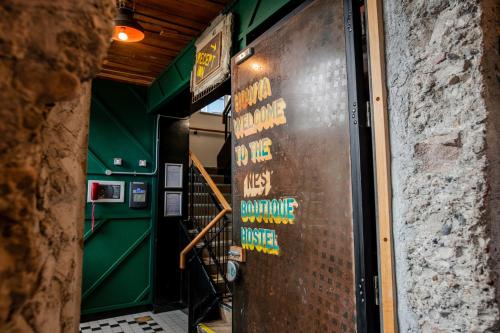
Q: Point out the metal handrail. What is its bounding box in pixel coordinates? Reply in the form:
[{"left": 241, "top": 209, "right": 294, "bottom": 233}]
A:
[
  {"left": 179, "top": 151, "right": 232, "bottom": 269},
  {"left": 222, "top": 99, "right": 231, "bottom": 139}
]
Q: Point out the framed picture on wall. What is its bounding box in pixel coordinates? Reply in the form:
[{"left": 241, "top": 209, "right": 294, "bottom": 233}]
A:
[
  {"left": 165, "top": 163, "right": 183, "bottom": 188},
  {"left": 164, "top": 191, "right": 182, "bottom": 217}
]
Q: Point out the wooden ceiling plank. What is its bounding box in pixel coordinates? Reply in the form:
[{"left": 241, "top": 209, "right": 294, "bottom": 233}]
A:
[
  {"left": 100, "top": 68, "right": 156, "bottom": 81},
  {"left": 97, "top": 72, "right": 152, "bottom": 86},
  {"left": 105, "top": 54, "right": 170, "bottom": 70},
  {"left": 135, "top": 4, "right": 207, "bottom": 30},
  {"left": 138, "top": 1, "right": 222, "bottom": 24},
  {"left": 140, "top": 31, "right": 194, "bottom": 45},
  {"left": 176, "top": 0, "right": 227, "bottom": 11},
  {"left": 105, "top": 54, "right": 173, "bottom": 68},
  {"left": 105, "top": 58, "right": 170, "bottom": 73},
  {"left": 140, "top": 22, "right": 196, "bottom": 41},
  {"left": 103, "top": 61, "right": 164, "bottom": 76},
  {"left": 152, "top": 0, "right": 224, "bottom": 13},
  {"left": 141, "top": 32, "right": 193, "bottom": 51},
  {"left": 109, "top": 41, "right": 180, "bottom": 58},
  {"left": 134, "top": 12, "right": 201, "bottom": 35}
]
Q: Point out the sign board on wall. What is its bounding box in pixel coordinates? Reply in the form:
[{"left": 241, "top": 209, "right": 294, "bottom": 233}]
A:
[
  {"left": 193, "top": 32, "right": 222, "bottom": 85},
  {"left": 190, "top": 13, "right": 233, "bottom": 102}
]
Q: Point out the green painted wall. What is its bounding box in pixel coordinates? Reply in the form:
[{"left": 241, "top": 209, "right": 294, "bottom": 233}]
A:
[{"left": 82, "top": 79, "right": 157, "bottom": 315}]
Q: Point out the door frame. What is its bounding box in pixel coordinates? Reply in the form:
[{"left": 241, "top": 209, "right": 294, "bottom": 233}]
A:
[{"left": 344, "top": 0, "right": 381, "bottom": 331}]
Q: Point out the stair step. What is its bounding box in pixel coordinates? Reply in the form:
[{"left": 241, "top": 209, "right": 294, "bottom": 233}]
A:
[
  {"left": 192, "top": 174, "right": 229, "bottom": 184},
  {"left": 203, "top": 167, "right": 219, "bottom": 174},
  {"left": 203, "top": 256, "right": 228, "bottom": 265},
  {"left": 191, "top": 220, "right": 233, "bottom": 229},
  {"left": 191, "top": 203, "right": 228, "bottom": 207},
  {"left": 210, "top": 274, "right": 225, "bottom": 284},
  {"left": 194, "top": 191, "right": 231, "bottom": 197},
  {"left": 188, "top": 226, "right": 232, "bottom": 235},
  {"left": 207, "top": 174, "right": 229, "bottom": 183},
  {"left": 196, "top": 239, "right": 232, "bottom": 248},
  {"left": 191, "top": 193, "right": 232, "bottom": 199},
  {"left": 192, "top": 182, "right": 231, "bottom": 190},
  {"left": 198, "top": 321, "right": 231, "bottom": 333}
]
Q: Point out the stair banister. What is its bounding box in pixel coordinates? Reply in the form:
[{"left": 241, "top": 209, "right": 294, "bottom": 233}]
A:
[{"left": 180, "top": 151, "right": 232, "bottom": 269}]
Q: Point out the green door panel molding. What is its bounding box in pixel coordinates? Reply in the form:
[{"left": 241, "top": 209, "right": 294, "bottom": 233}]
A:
[
  {"left": 82, "top": 79, "right": 157, "bottom": 315},
  {"left": 147, "top": 0, "right": 299, "bottom": 114}
]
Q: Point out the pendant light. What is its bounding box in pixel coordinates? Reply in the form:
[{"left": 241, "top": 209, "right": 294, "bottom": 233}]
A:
[{"left": 112, "top": 0, "right": 145, "bottom": 43}]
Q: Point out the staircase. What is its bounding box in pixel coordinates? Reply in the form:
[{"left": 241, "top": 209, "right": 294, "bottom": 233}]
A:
[{"left": 180, "top": 152, "right": 232, "bottom": 333}]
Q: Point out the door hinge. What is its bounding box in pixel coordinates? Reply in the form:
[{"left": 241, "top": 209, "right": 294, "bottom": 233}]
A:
[
  {"left": 374, "top": 275, "right": 379, "bottom": 306},
  {"left": 358, "top": 277, "right": 366, "bottom": 304}
]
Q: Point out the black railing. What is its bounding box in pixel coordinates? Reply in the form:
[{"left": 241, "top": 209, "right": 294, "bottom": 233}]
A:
[
  {"left": 188, "top": 164, "right": 232, "bottom": 298},
  {"left": 222, "top": 99, "right": 231, "bottom": 139},
  {"left": 218, "top": 99, "right": 232, "bottom": 181}
]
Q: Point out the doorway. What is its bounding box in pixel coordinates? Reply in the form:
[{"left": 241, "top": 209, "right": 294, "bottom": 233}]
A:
[{"left": 230, "top": 0, "right": 380, "bottom": 331}]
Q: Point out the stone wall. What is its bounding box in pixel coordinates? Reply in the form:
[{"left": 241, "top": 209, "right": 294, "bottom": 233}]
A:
[
  {"left": 0, "top": 1, "right": 114, "bottom": 332},
  {"left": 383, "top": 0, "right": 500, "bottom": 331}
]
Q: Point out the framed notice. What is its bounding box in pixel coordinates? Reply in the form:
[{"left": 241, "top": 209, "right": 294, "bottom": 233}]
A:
[
  {"left": 164, "top": 191, "right": 182, "bottom": 217},
  {"left": 164, "top": 163, "right": 183, "bottom": 188}
]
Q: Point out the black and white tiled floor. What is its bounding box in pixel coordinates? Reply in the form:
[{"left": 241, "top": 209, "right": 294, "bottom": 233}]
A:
[{"left": 80, "top": 310, "right": 188, "bottom": 333}]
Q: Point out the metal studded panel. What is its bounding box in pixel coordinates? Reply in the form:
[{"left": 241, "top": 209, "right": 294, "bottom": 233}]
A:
[{"left": 231, "top": 0, "right": 356, "bottom": 332}]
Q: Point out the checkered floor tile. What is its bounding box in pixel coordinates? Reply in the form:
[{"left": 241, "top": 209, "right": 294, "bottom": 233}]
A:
[{"left": 80, "top": 310, "right": 188, "bottom": 333}]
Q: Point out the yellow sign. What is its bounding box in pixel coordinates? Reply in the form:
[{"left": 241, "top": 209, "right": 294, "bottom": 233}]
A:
[{"left": 194, "top": 32, "right": 222, "bottom": 84}]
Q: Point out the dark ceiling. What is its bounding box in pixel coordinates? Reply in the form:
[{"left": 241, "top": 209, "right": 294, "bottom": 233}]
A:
[{"left": 98, "top": 0, "right": 231, "bottom": 86}]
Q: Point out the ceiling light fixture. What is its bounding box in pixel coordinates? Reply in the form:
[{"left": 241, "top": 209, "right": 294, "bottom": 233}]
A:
[{"left": 112, "top": 0, "right": 144, "bottom": 43}]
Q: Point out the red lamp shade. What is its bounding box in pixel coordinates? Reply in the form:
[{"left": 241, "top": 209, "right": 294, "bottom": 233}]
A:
[{"left": 112, "top": 7, "right": 144, "bottom": 43}]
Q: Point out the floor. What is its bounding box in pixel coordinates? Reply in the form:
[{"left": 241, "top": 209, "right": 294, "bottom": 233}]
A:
[{"left": 79, "top": 310, "right": 188, "bottom": 333}]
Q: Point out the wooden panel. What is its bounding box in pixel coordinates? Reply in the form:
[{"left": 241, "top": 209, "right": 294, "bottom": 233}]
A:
[
  {"left": 98, "top": 0, "right": 230, "bottom": 85},
  {"left": 366, "top": 0, "right": 398, "bottom": 332}
]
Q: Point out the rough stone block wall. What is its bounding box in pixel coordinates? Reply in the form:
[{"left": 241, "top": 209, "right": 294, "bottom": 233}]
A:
[
  {"left": 383, "top": 0, "right": 500, "bottom": 331},
  {"left": 0, "top": 1, "right": 114, "bottom": 332}
]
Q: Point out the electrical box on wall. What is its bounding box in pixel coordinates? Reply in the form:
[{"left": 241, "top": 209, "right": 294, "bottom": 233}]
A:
[
  {"left": 87, "top": 180, "right": 125, "bottom": 203},
  {"left": 129, "top": 182, "right": 148, "bottom": 208}
]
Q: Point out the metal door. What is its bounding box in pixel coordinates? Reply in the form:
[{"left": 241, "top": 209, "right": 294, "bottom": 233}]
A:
[{"left": 231, "top": 0, "right": 376, "bottom": 332}]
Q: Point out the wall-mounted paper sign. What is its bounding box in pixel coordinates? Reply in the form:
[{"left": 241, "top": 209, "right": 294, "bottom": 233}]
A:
[
  {"left": 190, "top": 13, "right": 233, "bottom": 102},
  {"left": 164, "top": 191, "right": 182, "bottom": 217},
  {"left": 165, "top": 163, "right": 183, "bottom": 188}
]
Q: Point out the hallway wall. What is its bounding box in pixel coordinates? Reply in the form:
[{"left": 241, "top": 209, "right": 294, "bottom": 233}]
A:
[
  {"left": 0, "top": 1, "right": 114, "bottom": 332},
  {"left": 189, "top": 112, "right": 226, "bottom": 168},
  {"left": 383, "top": 0, "right": 500, "bottom": 331}
]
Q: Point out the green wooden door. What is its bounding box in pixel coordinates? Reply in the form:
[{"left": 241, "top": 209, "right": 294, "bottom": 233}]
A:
[{"left": 82, "top": 80, "right": 156, "bottom": 315}]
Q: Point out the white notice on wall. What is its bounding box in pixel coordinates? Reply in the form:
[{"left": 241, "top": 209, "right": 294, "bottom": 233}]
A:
[
  {"left": 164, "top": 191, "right": 182, "bottom": 217},
  {"left": 165, "top": 163, "right": 183, "bottom": 188}
]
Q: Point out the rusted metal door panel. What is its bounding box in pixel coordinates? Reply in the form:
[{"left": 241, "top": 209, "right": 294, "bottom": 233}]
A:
[{"left": 231, "top": 0, "right": 358, "bottom": 331}]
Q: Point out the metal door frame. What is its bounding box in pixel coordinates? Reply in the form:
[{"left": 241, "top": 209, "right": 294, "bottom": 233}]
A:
[{"left": 344, "top": 0, "right": 381, "bottom": 332}]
